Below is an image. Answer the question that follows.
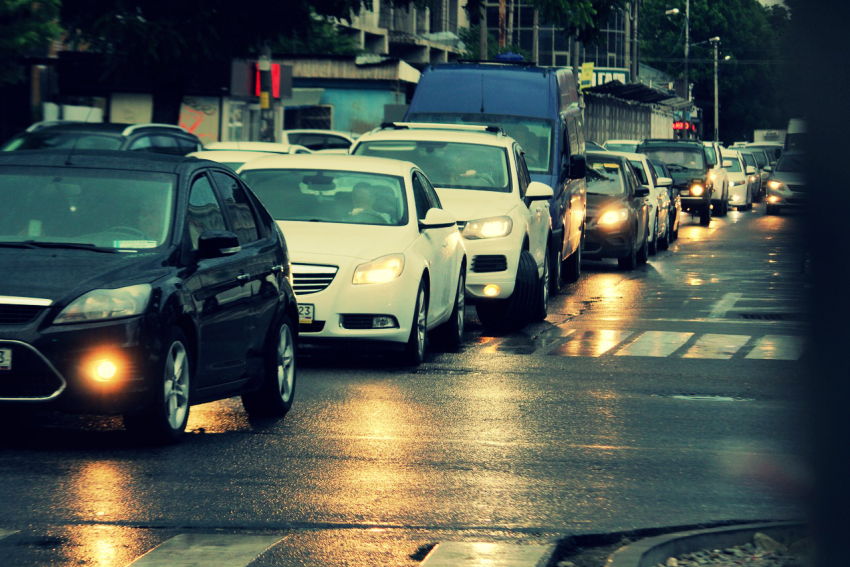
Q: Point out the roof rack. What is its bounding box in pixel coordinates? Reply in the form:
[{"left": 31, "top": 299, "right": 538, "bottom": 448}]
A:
[
  {"left": 378, "top": 122, "right": 506, "bottom": 136},
  {"left": 122, "top": 123, "right": 189, "bottom": 136}
]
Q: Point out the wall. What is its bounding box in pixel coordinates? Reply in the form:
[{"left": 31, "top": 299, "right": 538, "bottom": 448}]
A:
[
  {"left": 583, "top": 93, "right": 675, "bottom": 143},
  {"left": 313, "top": 84, "right": 406, "bottom": 134}
]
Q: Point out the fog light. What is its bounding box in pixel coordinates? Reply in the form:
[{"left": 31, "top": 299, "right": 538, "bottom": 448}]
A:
[
  {"left": 768, "top": 195, "right": 779, "bottom": 203},
  {"left": 483, "top": 284, "right": 501, "bottom": 297},
  {"left": 731, "top": 195, "right": 740, "bottom": 202},
  {"left": 373, "top": 316, "right": 398, "bottom": 329},
  {"left": 93, "top": 359, "right": 118, "bottom": 382}
]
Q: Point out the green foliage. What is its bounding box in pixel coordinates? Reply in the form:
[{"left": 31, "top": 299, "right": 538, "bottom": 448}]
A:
[
  {"left": 458, "top": 25, "right": 530, "bottom": 61},
  {"left": 272, "top": 17, "right": 364, "bottom": 56},
  {"left": 0, "top": 0, "right": 62, "bottom": 85}
]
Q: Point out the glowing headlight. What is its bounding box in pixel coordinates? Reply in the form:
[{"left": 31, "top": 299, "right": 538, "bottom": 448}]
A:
[
  {"left": 54, "top": 284, "right": 152, "bottom": 324},
  {"left": 768, "top": 180, "right": 783, "bottom": 190},
  {"left": 461, "top": 216, "right": 513, "bottom": 240},
  {"left": 730, "top": 180, "right": 745, "bottom": 186},
  {"left": 353, "top": 253, "right": 405, "bottom": 285},
  {"left": 690, "top": 184, "right": 705, "bottom": 196},
  {"left": 708, "top": 171, "right": 717, "bottom": 180},
  {"left": 598, "top": 209, "right": 629, "bottom": 225}
]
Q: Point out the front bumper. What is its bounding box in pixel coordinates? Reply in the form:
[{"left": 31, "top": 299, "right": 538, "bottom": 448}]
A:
[
  {"left": 582, "top": 215, "right": 632, "bottom": 259},
  {"left": 766, "top": 185, "right": 807, "bottom": 208},
  {"left": 461, "top": 233, "right": 522, "bottom": 303},
  {"left": 727, "top": 182, "right": 748, "bottom": 205}
]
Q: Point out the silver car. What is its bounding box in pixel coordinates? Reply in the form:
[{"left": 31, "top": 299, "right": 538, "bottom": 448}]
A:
[{"left": 765, "top": 152, "right": 806, "bottom": 215}]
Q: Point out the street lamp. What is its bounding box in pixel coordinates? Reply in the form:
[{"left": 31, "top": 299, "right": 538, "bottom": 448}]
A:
[
  {"left": 709, "top": 36, "right": 720, "bottom": 142},
  {"left": 665, "top": 1, "right": 689, "bottom": 102}
]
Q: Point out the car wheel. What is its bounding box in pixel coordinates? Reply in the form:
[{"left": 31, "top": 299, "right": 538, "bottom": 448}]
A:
[
  {"left": 658, "top": 216, "right": 670, "bottom": 250},
  {"left": 549, "top": 242, "right": 562, "bottom": 294},
  {"left": 672, "top": 211, "right": 679, "bottom": 241},
  {"left": 648, "top": 212, "right": 658, "bottom": 255},
  {"left": 434, "top": 267, "right": 465, "bottom": 351},
  {"left": 533, "top": 246, "right": 550, "bottom": 321},
  {"left": 402, "top": 280, "right": 428, "bottom": 365},
  {"left": 561, "top": 233, "right": 582, "bottom": 284},
  {"left": 620, "top": 227, "right": 639, "bottom": 271},
  {"left": 242, "top": 314, "right": 297, "bottom": 417},
  {"left": 699, "top": 204, "right": 711, "bottom": 226},
  {"left": 124, "top": 328, "right": 191, "bottom": 445},
  {"left": 476, "top": 250, "right": 537, "bottom": 333}
]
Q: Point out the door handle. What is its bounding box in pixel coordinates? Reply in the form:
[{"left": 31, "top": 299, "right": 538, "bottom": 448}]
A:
[
  {"left": 236, "top": 273, "right": 250, "bottom": 282},
  {"left": 270, "top": 264, "right": 284, "bottom": 273}
]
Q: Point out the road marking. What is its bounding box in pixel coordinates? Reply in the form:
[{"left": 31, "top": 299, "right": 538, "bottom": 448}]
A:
[
  {"left": 0, "top": 529, "right": 19, "bottom": 540},
  {"left": 709, "top": 292, "right": 743, "bottom": 318},
  {"left": 129, "top": 534, "right": 282, "bottom": 567},
  {"left": 421, "top": 542, "right": 555, "bottom": 566},
  {"left": 745, "top": 335, "right": 808, "bottom": 360},
  {"left": 548, "top": 330, "right": 632, "bottom": 357},
  {"left": 682, "top": 334, "right": 751, "bottom": 359},
  {"left": 615, "top": 331, "right": 694, "bottom": 357}
]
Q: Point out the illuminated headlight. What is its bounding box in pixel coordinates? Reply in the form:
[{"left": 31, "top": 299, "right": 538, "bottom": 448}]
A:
[
  {"left": 768, "top": 195, "right": 780, "bottom": 203},
  {"left": 731, "top": 195, "right": 740, "bottom": 202},
  {"left": 690, "top": 184, "right": 705, "bottom": 196},
  {"left": 353, "top": 253, "right": 405, "bottom": 284},
  {"left": 730, "top": 180, "right": 745, "bottom": 186},
  {"left": 462, "top": 216, "right": 513, "bottom": 239},
  {"left": 708, "top": 171, "right": 717, "bottom": 180},
  {"left": 54, "top": 284, "right": 152, "bottom": 324},
  {"left": 598, "top": 208, "right": 629, "bottom": 225},
  {"left": 768, "top": 180, "right": 783, "bottom": 190}
]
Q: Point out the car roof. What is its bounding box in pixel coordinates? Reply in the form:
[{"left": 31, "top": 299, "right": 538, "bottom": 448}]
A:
[
  {"left": 204, "top": 141, "right": 311, "bottom": 153},
  {"left": 357, "top": 124, "right": 514, "bottom": 148},
  {"left": 0, "top": 149, "right": 199, "bottom": 173},
  {"left": 186, "top": 150, "right": 279, "bottom": 162},
  {"left": 282, "top": 129, "right": 355, "bottom": 139},
  {"left": 604, "top": 139, "right": 641, "bottom": 144},
  {"left": 236, "top": 153, "right": 417, "bottom": 176},
  {"left": 21, "top": 121, "right": 193, "bottom": 136},
  {"left": 608, "top": 150, "right": 646, "bottom": 161}
]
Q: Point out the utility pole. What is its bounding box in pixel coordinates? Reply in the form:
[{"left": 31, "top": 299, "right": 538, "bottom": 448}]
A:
[
  {"left": 257, "top": 45, "right": 275, "bottom": 143},
  {"left": 684, "top": 0, "right": 689, "bottom": 102},
  {"left": 711, "top": 37, "right": 719, "bottom": 142},
  {"left": 479, "top": 3, "right": 488, "bottom": 59}
]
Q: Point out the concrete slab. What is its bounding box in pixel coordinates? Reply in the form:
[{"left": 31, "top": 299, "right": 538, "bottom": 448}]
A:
[{"left": 420, "top": 542, "right": 554, "bottom": 566}]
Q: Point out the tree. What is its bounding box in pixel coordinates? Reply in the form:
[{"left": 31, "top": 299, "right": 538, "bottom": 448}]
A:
[
  {"left": 458, "top": 25, "right": 530, "bottom": 61},
  {"left": 0, "top": 0, "right": 62, "bottom": 86},
  {"left": 639, "top": 0, "right": 794, "bottom": 143}
]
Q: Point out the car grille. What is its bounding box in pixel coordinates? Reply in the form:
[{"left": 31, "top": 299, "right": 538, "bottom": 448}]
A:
[
  {"left": 0, "top": 304, "right": 43, "bottom": 325},
  {"left": 292, "top": 264, "right": 338, "bottom": 295},
  {"left": 787, "top": 184, "right": 807, "bottom": 192},
  {"left": 0, "top": 341, "right": 64, "bottom": 401},
  {"left": 472, "top": 255, "right": 508, "bottom": 273},
  {"left": 340, "top": 315, "right": 376, "bottom": 330},
  {"left": 299, "top": 321, "right": 325, "bottom": 333}
]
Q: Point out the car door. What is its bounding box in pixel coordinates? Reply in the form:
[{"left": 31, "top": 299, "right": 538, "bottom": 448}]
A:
[
  {"left": 181, "top": 172, "right": 253, "bottom": 389},
  {"left": 624, "top": 162, "right": 648, "bottom": 244},
  {"left": 412, "top": 170, "right": 454, "bottom": 324},
  {"left": 517, "top": 148, "right": 549, "bottom": 271}
]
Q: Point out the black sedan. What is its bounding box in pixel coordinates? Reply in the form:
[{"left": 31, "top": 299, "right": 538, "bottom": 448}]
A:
[
  {"left": 582, "top": 151, "right": 650, "bottom": 271},
  {"left": 0, "top": 150, "right": 299, "bottom": 444}
]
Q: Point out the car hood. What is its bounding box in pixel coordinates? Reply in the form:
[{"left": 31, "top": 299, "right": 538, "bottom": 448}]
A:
[
  {"left": 586, "top": 193, "right": 629, "bottom": 216},
  {"left": 276, "top": 221, "right": 414, "bottom": 261},
  {"left": 668, "top": 169, "right": 707, "bottom": 186},
  {"left": 770, "top": 171, "right": 806, "bottom": 185},
  {"left": 0, "top": 247, "right": 170, "bottom": 305},
  {"left": 433, "top": 189, "right": 518, "bottom": 222}
]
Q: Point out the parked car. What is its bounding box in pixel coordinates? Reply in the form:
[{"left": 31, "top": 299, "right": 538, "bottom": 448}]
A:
[
  {"left": 0, "top": 150, "right": 299, "bottom": 443},
  {"left": 616, "top": 152, "right": 672, "bottom": 253},
  {"left": 748, "top": 148, "right": 773, "bottom": 192},
  {"left": 648, "top": 158, "right": 681, "bottom": 241},
  {"left": 203, "top": 141, "right": 313, "bottom": 154},
  {"left": 280, "top": 130, "right": 355, "bottom": 153},
  {"left": 636, "top": 139, "right": 715, "bottom": 226},
  {"left": 603, "top": 139, "right": 642, "bottom": 153},
  {"left": 587, "top": 141, "right": 608, "bottom": 151},
  {"left": 186, "top": 150, "right": 279, "bottom": 171},
  {"left": 738, "top": 150, "right": 763, "bottom": 202},
  {"left": 238, "top": 154, "right": 467, "bottom": 363},
  {"left": 746, "top": 141, "right": 783, "bottom": 164},
  {"left": 1, "top": 121, "right": 202, "bottom": 155},
  {"left": 403, "top": 62, "right": 587, "bottom": 292},
  {"left": 765, "top": 151, "right": 806, "bottom": 215},
  {"left": 721, "top": 149, "right": 754, "bottom": 211},
  {"left": 351, "top": 123, "right": 554, "bottom": 333},
  {"left": 702, "top": 141, "right": 730, "bottom": 217},
  {"left": 582, "top": 151, "right": 650, "bottom": 270}
]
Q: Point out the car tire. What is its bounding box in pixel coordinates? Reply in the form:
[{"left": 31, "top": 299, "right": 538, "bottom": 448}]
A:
[
  {"left": 561, "top": 233, "right": 582, "bottom": 284},
  {"left": 533, "top": 246, "right": 550, "bottom": 321},
  {"left": 671, "top": 211, "right": 679, "bottom": 241},
  {"left": 658, "top": 216, "right": 670, "bottom": 251},
  {"left": 549, "top": 241, "right": 563, "bottom": 294},
  {"left": 648, "top": 212, "right": 658, "bottom": 255},
  {"left": 402, "top": 280, "right": 428, "bottom": 365},
  {"left": 699, "top": 204, "right": 711, "bottom": 226},
  {"left": 242, "top": 314, "right": 297, "bottom": 418},
  {"left": 620, "top": 228, "right": 639, "bottom": 271},
  {"left": 476, "top": 250, "right": 537, "bottom": 333},
  {"left": 124, "top": 328, "right": 192, "bottom": 445},
  {"left": 434, "top": 267, "right": 465, "bottom": 352}
]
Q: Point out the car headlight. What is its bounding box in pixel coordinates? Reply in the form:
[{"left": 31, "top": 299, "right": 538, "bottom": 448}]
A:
[
  {"left": 54, "top": 284, "right": 152, "bottom": 324},
  {"left": 730, "top": 180, "right": 745, "bottom": 186},
  {"left": 708, "top": 170, "right": 717, "bottom": 180},
  {"left": 461, "top": 216, "right": 513, "bottom": 240},
  {"left": 768, "top": 180, "right": 783, "bottom": 190},
  {"left": 353, "top": 253, "right": 405, "bottom": 285},
  {"left": 598, "top": 208, "right": 629, "bottom": 225},
  {"left": 690, "top": 184, "right": 705, "bottom": 196}
]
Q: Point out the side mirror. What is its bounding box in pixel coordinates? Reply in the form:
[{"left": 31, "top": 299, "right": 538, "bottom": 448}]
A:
[
  {"left": 526, "top": 181, "right": 554, "bottom": 202},
  {"left": 746, "top": 165, "right": 756, "bottom": 175},
  {"left": 635, "top": 185, "right": 650, "bottom": 197},
  {"left": 722, "top": 159, "right": 733, "bottom": 168},
  {"left": 197, "top": 230, "right": 241, "bottom": 258},
  {"left": 764, "top": 165, "right": 773, "bottom": 172},
  {"left": 419, "top": 208, "right": 457, "bottom": 230},
  {"left": 656, "top": 176, "right": 673, "bottom": 187},
  {"left": 562, "top": 154, "right": 586, "bottom": 180}
]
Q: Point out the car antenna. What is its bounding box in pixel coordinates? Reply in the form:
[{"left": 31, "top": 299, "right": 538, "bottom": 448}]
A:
[
  {"left": 65, "top": 105, "right": 95, "bottom": 165},
  {"left": 480, "top": 75, "right": 486, "bottom": 113}
]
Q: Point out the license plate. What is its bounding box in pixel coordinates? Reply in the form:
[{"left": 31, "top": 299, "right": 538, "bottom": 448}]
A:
[
  {"left": 0, "top": 348, "right": 11, "bottom": 370},
  {"left": 298, "top": 304, "right": 314, "bottom": 325}
]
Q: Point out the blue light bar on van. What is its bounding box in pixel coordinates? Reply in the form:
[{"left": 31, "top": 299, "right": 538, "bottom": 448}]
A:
[{"left": 379, "top": 122, "right": 506, "bottom": 136}]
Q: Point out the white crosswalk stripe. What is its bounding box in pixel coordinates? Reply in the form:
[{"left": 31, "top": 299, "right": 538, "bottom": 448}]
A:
[
  {"left": 128, "top": 534, "right": 283, "bottom": 567},
  {"left": 0, "top": 528, "right": 18, "bottom": 540},
  {"left": 745, "top": 335, "right": 808, "bottom": 360},
  {"left": 681, "top": 334, "right": 751, "bottom": 359},
  {"left": 615, "top": 331, "right": 694, "bottom": 357}
]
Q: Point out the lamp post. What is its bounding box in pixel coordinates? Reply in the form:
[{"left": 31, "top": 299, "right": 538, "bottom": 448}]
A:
[
  {"left": 665, "top": 0, "right": 689, "bottom": 101},
  {"left": 709, "top": 36, "right": 720, "bottom": 142}
]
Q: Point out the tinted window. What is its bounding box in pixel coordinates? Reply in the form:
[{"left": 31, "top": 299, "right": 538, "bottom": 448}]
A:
[
  {"left": 2, "top": 133, "right": 122, "bottom": 151},
  {"left": 212, "top": 171, "right": 259, "bottom": 244},
  {"left": 186, "top": 175, "right": 227, "bottom": 250},
  {"left": 411, "top": 175, "right": 432, "bottom": 220},
  {"left": 417, "top": 172, "right": 442, "bottom": 209},
  {"left": 640, "top": 148, "right": 705, "bottom": 171},
  {"left": 775, "top": 153, "right": 805, "bottom": 173},
  {"left": 586, "top": 158, "right": 626, "bottom": 196},
  {"left": 629, "top": 160, "right": 649, "bottom": 185},
  {"left": 515, "top": 146, "right": 530, "bottom": 198},
  {"left": 703, "top": 145, "right": 717, "bottom": 166},
  {"left": 723, "top": 155, "right": 743, "bottom": 173}
]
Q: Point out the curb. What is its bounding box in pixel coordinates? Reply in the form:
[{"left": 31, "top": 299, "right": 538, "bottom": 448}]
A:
[{"left": 604, "top": 521, "right": 807, "bottom": 567}]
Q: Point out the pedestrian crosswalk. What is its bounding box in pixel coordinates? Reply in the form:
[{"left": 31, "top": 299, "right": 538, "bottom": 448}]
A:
[{"left": 478, "top": 329, "right": 808, "bottom": 360}]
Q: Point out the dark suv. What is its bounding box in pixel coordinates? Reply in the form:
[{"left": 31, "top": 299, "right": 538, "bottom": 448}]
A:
[
  {"left": 636, "top": 139, "right": 714, "bottom": 226},
  {"left": 1, "top": 121, "right": 202, "bottom": 155}
]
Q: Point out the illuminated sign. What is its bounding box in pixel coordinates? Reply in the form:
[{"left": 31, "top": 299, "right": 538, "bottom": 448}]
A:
[{"left": 673, "top": 121, "right": 697, "bottom": 132}]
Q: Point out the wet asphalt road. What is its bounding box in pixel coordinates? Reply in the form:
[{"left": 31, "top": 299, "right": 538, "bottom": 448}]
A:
[{"left": 0, "top": 203, "right": 810, "bottom": 566}]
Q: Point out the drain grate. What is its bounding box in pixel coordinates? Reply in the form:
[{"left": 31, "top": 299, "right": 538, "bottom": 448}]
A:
[{"left": 739, "top": 313, "right": 785, "bottom": 320}]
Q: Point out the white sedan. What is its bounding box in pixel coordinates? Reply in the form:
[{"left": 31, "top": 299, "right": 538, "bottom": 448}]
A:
[
  {"left": 616, "top": 152, "right": 672, "bottom": 254},
  {"left": 721, "top": 149, "right": 754, "bottom": 211},
  {"left": 238, "top": 154, "right": 467, "bottom": 365}
]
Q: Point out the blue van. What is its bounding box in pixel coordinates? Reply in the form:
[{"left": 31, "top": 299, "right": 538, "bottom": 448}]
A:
[{"left": 404, "top": 62, "right": 587, "bottom": 289}]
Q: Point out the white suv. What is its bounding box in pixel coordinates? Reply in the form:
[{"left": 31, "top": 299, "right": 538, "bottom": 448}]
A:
[{"left": 351, "top": 123, "right": 554, "bottom": 333}]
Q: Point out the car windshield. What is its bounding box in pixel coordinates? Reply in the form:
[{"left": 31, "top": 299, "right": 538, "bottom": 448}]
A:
[
  {"left": 724, "top": 156, "right": 743, "bottom": 172},
  {"left": 775, "top": 153, "right": 805, "bottom": 173},
  {"left": 241, "top": 169, "right": 408, "bottom": 226},
  {"left": 640, "top": 148, "right": 705, "bottom": 172},
  {"left": 752, "top": 151, "right": 768, "bottom": 167},
  {"left": 586, "top": 159, "right": 626, "bottom": 195},
  {"left": 741, "top": 153, "right": 757, "bottom": 168},
  {"left": 0, "top": 167, "right": 174, "bottom": 249},
  {"left": 605, "top": 142, "right": 638, "bottom": 153},
  {"left": 1, "top": 133, "right": 123, "bottom": 151},
  {"left": 628, "top": 160, "right": 649, "bottom": 185},
  {"left": 406, "top": 113, "right": 553, "bottom": 174},
  {"left": 703, "top": 145, "right": 718, "bottom": 166},
  {"left": 354, "top": 141, "right": 511, "bottom": 193}
]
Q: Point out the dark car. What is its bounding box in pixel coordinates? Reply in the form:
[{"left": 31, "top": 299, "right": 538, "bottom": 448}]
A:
[
  {"left": 0, "top": 150, "right": 298, "bottom": 444},
  {"left": 582, "top": 151, "right": 650, "bottom": 271},
  {"left": 765, "top": 151, "right": 806, "bottom": 215},
  {"left": 738, "top": 150, "right": 764, "bottom": 202},
  {"left": 636, "top": 139, "right": 714, "bottom": 226},
  {"left": 649, "top": 158, "right": 682, "bottom": 241},
  {"left": 1, "top": 121, "right": 203, "bottom": 156}
]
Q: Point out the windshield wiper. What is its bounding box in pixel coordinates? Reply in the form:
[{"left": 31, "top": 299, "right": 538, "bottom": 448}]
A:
[
  {"left": 21, "top": 241, "right": 122, "bottom": 253},
  {"left": 665, "top": 164, "right": 687, "bottom": 172},
  {"left": 0, "top": 241, "right": 39, "bottom": 249}
]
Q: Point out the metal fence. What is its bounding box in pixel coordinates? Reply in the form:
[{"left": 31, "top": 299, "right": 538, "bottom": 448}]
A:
[{"left": 583, "top": 93, "right": 676, "bottom": 144}]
